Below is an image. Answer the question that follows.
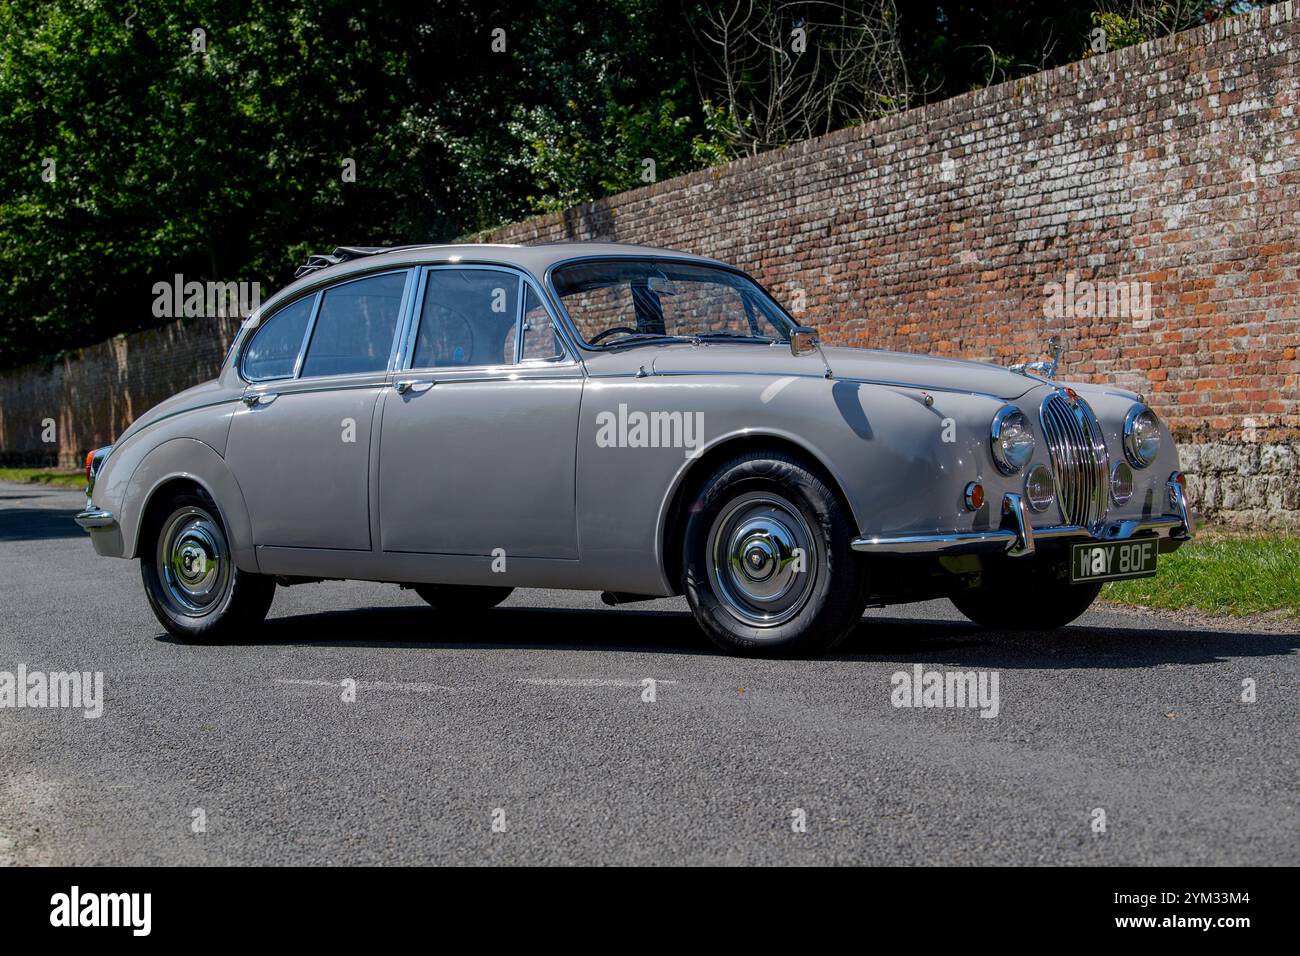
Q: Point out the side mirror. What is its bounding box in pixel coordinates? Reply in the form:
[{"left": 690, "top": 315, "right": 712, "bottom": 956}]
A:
[{"left": 790, "top": 326, "right": 820, "bottom": 357}]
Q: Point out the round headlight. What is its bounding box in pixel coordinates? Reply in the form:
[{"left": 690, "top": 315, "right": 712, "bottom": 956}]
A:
[
  {"left": 1123, "top": 404, "right": 1162, "bottom": 468},
  {"left": 1024, "top": 464, "right": 1056, "bottom": 512},
  {"left": 1111, "top": 461, "right": 1134, "bottom": 505},
  {"left": 991, "top": 405, "right": 1035, "bottom": 475}
]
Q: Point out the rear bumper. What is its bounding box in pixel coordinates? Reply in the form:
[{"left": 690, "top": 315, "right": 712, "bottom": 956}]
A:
[
  {"left": 75, "top": 508, "right": 125, "bottom": 557},
  {"left": 852, "top": 482, "right": 1202, "bottom": 559}
]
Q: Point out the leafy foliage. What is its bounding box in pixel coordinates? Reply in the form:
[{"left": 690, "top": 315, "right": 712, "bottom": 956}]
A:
[{"left": 0, "top": 0, "right": 1247, "bottom": 366}]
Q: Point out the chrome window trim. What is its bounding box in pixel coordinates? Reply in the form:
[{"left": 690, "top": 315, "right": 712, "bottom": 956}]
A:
[
  {"left": 517, "top": 281, "right": 568, "bottom": 365},
  {"left": 239, "top": 291, "right": 320, "bottom": 384},
  {"left": 400, "top": 264, "right": 579, "bottom": 374},
  {"left": 513, "top": 272, "right": 525, "bottom": 364},
  {"left": 295, "top": 268, "right": 413, "bottom": 381},
  {"left": 387, "top": 268, "right": 419, "bottom": 373},
  {"left": 290, "top": 290, "right": 325, "bottom": 380},
  {"left": 239, "top": 267, "right": 416, "bottom": 385},
  {"left": 243, "top": 377, "right": 393, "bottom": 398}
]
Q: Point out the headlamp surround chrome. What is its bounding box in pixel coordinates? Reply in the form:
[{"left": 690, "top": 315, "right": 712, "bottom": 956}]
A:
[
  {"left": 1123, "top": 404, "right": 1162, "bottom": 469},
  {"left": 990, "top": 405, "right": 1036, "bottom": 475}
]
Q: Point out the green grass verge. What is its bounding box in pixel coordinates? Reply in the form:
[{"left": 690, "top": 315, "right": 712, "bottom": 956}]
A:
[
  {"left": 1103, "top": 534, "right": 1300, "bottom": 619},
  {"left": 0, "top": 467, "right": 87, "bottom": 489}
]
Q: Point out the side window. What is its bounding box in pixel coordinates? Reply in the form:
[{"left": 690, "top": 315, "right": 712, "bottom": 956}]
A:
[
  {"left": 241, "top": 295, "right": 314, "bottom": 381},
  {"left": 520, "top": 286, "right": 564, "bottom": 361},
  {"left": 412, "top": 269, "right": 518, "bottom": 368},
  {"left": 300, "top": 272, "right": 407, "bottom": 378}
]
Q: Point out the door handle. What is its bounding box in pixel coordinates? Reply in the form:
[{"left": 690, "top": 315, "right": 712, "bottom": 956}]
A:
[
  {"left": 242, "top": 393, "right": 278, "bottom": 407},
  {"left": 393, "top": 380, "right": 434, "bottom": 395}
]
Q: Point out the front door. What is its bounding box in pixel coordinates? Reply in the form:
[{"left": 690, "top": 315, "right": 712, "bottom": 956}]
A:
[
  {"left": 377, "top": 267, "right": 582, "bottom": 559},
  {"left": 225, "top": 269, "right": 412, "bottom": 551}
]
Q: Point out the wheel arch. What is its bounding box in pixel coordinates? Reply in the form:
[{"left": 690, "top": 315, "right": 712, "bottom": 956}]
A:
[
  {"left": 655, "top": 430, "right": 859, "bottom": 594},
  {"left": 122, "top": 438, "right": 258, "bottom": 572}
]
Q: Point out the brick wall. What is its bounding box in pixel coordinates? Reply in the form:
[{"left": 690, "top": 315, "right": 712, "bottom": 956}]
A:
[
  {"left": 2, "top": 4, "right": 1297, "bottom": 526},
  {"left": 474, "top": 3, "right": 1300, "bottom": 529},
  {"left": 0, "top": 316, "right": 241, "bottom": 470}
]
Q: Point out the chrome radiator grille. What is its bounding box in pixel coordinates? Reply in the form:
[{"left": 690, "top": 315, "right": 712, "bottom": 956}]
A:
[{"left": 1039, "top": 391, "right": 1110, "bottom": 529}]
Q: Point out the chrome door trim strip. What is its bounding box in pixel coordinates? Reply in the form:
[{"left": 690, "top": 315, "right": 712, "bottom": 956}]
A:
[{"left": 600, "top": 366, "right": 1008, "bottom": 400}]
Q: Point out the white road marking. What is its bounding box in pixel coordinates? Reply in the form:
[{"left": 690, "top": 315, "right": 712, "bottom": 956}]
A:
[
  {"left": 517, "top": 677, "right": 680, "bottom": 688},
  {"left": 273, "top": 678, "right": 456, "bottom": 693}
]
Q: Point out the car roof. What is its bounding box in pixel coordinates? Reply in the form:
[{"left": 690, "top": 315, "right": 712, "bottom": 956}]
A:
[{"left": 260, "top": 241, "right": 730, "bottom": 315}]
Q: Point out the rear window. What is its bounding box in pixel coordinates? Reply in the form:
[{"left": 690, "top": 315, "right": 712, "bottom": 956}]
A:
[
  {"left": 300, "top": 272, "right": 407, "bottom": 378},
  {"left": 241, "top": 296, "right": 314, "bottom": 381}
]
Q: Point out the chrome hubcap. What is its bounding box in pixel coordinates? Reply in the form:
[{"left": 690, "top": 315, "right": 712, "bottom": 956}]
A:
[
  {"left": 157, "top": 506, "right": 230, "bottom": 616},
  {"left": 706, "top": 492, "right": 818, "bottom": 628}
]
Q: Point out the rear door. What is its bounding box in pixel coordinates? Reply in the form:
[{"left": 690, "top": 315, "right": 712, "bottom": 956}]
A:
[{"left": 225, "top": 269, "right": 413, "bottom": 552}]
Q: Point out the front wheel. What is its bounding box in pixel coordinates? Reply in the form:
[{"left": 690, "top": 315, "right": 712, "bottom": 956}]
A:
[
  {"left": 141, "top": 491, "right": 275, "bottom": 641},
  {"left": 950, "top": 573, "right": 1102, "bottom": 631},
  {"left": 682, "top": 451, "right": 867, "bottom": 656}
]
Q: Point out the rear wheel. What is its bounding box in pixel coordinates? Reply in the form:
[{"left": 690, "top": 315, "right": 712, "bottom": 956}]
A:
[
  {"left": 413, "top": 584, "right": 514, "bottom": 613},
  {"left": 950, "top": 568, "right": 1101, "bottom": 631},
  {"left": 682, "top": 451, "right": 867, "bottom": 656},
  {"left": 141, "top": 490, "right": 275, "bottom": 641}
]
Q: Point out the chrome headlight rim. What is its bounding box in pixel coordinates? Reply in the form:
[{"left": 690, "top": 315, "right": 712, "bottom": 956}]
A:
[
  {"left": 1111, "top": 460, "right": 1135, "bottom": 506},
  {"left": 990, "top": 404, "right": 1035, "bottom": 475},
  {"left": 1024, "top": 463, "right": 1056, "bottom": 513},
  {"left": 1123, "top": 403, "right": 1161, "bottom": 469}
]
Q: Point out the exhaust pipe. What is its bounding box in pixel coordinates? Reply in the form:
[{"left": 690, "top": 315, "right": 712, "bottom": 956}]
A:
[{"left": 600, "top": 591, "right": 658, "bottom": 607}]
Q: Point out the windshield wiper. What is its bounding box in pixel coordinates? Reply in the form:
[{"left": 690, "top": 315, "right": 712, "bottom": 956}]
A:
[
  {"left": 602, "top": 333, "right": 700, "bottom": 349},
  {"left": 692, "top": 331, "right": 776, "bottom": 343}
]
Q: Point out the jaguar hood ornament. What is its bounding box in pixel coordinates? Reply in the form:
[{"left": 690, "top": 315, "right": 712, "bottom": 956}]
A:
[{"left": 1011, "top": 335, "right": 1066, "bottom": 380}]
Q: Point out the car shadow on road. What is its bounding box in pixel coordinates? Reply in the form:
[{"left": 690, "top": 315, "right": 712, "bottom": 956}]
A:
[
  {"left": 159, "top": 603, "right": 1300, "bottom": 667},
  {"left": 837, "top": 616, "right": 1299, "bottom": 669},
  {"left": 0, "top": 507, "right": 86, "bottom": 541},
  {"left": 161, "top": 605, "right": 713, "bottom": 656}
]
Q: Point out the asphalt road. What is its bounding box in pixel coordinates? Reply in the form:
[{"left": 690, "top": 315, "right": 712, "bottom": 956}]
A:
[{"left": 1, "top": 481, "right": 1296, "bottom": 866}]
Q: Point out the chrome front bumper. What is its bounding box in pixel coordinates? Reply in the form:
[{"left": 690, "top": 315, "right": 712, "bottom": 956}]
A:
[{"left": 852, "top": 481, "right": 1201, "bottom": 559}]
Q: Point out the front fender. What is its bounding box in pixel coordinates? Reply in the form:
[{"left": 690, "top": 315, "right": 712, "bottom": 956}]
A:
[{"left": 116, "top": 438, "right": 258, "bottom": 572}]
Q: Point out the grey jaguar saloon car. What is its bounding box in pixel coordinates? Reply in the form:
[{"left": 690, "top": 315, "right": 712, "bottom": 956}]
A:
[{"left": 76, "top": 243, "right": 1196, "bottom": 655}]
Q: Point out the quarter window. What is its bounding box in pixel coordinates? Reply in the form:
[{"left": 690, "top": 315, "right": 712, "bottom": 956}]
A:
[
  {"left": 300, "top": 272, "right": 407, "bottom": 378},
  {"left": 241, "top": 295, "right": 314, "bottom": 381},
  {"left": 412, "top": 269, "right": 519, "bottom": 368},
  {"left": 519, "top": 285, "right": 564, "bottom": 361}
]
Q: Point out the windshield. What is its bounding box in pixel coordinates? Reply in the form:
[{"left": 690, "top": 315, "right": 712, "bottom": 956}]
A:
[{"left": 550, "top": 260, "right": 796, "bottom": 347}]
